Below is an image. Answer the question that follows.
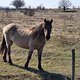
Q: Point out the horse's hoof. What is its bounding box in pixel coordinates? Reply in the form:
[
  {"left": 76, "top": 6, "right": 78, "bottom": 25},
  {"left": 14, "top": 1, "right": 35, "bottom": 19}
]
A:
[
  {"left": 39, "top": 68, "right": 44, "bottom": 71},
  {"left": 9, "top": 62, "right": 13, "bottom": 65},
  {"left": 3, "top": 59, "right": 7, "bottom": 62},
  {"left": 38, "top": 66, "right": 44, "bottom": 71},
  {"left": 25, "top": 64, "right": 28, "bottom": 69}
]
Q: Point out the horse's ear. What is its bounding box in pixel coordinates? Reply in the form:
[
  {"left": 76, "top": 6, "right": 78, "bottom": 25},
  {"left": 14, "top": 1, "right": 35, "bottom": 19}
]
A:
[
  {"left": 51, "top": 19, "right": 53, "bottom": 23},
  {"left": 44, "top": 19, "right": 47, "bottom": 22}
]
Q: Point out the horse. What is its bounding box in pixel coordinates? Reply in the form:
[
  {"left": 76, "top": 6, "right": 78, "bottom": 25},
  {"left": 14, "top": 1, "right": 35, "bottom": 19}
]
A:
[{"left": 0, "top": 19, "right": 53, "bottom": 70}]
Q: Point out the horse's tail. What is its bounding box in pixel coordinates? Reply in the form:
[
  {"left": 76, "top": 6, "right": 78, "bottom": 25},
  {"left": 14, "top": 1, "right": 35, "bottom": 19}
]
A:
[{"left": 0, "top": 35, "right": 6, "bottom": 54}]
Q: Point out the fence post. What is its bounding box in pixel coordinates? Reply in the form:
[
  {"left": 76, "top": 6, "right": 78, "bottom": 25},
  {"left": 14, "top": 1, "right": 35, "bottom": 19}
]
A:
[{"left": 72, "top": 49, "right": 75, "bottom": 80}]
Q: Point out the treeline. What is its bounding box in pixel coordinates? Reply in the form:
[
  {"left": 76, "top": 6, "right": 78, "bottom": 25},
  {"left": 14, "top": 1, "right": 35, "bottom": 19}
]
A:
[{"left": 0, "top": 6, "right": 46, "bottom": 17}]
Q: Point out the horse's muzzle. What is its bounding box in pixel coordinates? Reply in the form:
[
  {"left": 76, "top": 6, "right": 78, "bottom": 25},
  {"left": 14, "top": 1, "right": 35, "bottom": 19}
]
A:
[{"left": 46, "top": 35, "right": 50, "bottom": 41}]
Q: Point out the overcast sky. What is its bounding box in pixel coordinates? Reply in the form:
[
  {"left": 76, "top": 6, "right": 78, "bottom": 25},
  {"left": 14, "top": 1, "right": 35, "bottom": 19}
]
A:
[{"left": 0, "top": 0, "right": 80, "bottom": 8}]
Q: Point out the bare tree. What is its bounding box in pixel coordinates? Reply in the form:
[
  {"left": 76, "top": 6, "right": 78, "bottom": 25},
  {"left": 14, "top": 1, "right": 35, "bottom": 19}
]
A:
[
  {"left": 11, "top": 0, "right": 25, "bottom": 9},
  {"left": 59, "top": 0, "right": 72, "bottom": 11}
]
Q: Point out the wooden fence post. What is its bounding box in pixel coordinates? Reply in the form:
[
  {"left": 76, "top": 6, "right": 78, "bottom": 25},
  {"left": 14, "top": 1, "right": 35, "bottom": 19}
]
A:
[{"left": 72, "top": 49, "right": 75, "bottom": 80}]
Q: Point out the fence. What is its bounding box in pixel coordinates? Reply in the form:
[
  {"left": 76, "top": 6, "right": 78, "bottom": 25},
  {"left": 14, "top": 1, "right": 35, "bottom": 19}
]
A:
[{"left": 72, "top": 49, "right": 75, "bottom": 80}]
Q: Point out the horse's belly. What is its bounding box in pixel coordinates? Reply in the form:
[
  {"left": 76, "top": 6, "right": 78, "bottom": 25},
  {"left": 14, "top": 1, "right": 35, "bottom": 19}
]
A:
[
  {"left": 12, "top": 37, "right": 29, "bottom": 49},
  {"left": 14, "top": 41, "right": 29, "bottom": 49}
]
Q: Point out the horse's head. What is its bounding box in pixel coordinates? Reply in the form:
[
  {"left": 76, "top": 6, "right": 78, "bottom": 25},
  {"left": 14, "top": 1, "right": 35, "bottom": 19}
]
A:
[{"left": 44, "top": 19, "right": 53, "bottom": 40}]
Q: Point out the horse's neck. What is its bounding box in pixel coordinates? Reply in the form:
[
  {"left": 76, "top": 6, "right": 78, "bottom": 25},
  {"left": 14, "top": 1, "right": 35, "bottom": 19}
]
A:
[
  {"left": 30, "top": 23, "right": 45, "bottom": 38},
  {"left": 36, "top": 23, "right": 45, "bottom": 36}
]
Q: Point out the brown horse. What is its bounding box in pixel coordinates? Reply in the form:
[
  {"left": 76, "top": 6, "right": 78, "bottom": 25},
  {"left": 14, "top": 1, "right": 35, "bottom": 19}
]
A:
[{"left": 0, "top": 19, "right": 53, "bottom": 70}]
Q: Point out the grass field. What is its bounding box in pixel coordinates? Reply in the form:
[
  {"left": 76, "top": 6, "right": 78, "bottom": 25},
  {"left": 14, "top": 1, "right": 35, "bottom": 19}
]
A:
[{"left": 0, "top": 9, "right": 80, "bottom": 80}]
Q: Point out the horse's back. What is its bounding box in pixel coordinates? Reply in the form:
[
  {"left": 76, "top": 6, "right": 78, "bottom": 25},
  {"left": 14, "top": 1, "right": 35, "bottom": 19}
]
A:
[
  {"left": 3, "top": 23, "right": 30, "bottom": 33},
  {"left": 3, "top": 23, "right": 31, "bottom": 49}
]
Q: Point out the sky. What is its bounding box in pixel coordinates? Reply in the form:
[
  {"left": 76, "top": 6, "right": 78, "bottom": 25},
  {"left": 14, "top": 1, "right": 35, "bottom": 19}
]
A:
[{"left": 0, "top": 0, "right": 80, "bottom": 8}]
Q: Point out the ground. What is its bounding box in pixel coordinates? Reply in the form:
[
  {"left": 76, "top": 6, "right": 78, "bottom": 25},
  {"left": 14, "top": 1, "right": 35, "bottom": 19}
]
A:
[{"left": 0, "top": 9, "right": 80, "bottom": 80}]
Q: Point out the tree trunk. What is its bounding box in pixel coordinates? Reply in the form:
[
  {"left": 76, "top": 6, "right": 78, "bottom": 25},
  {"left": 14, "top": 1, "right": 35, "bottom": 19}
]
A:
[{"left": 63, "top": 6, "right": 66, "bottom": 11}]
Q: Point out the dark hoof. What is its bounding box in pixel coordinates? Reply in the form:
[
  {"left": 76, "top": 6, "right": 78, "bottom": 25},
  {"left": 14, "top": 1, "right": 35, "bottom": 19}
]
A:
[
  {"left": 3, "top": 59, "right": 7, "bottom": 62},
  {"left": 3, "top": 57, "right": 7, "bottom": 62},
  {"left": 9, "top": 62, "right": 13, "bottom": 65},
  {"left": 25, "top": 64, "right": 28, "bottom": 69},
  {"left": 38, "top": 66, "right": 44, "bottom": 71}
]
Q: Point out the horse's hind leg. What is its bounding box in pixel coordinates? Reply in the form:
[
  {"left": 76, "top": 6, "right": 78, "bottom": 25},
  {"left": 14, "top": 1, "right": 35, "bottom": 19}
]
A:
[
  {"left": 7, "top": 45, "right": 13, "bottom": 65},
  {"left": 3, "top": 32, "right": 13, "bottom": 64},
  {"left": 3, "top": 46, "right": 7, "bottom": 62},
  {"left": 6, "top": 39, "right": 13, "bottom": 65}
]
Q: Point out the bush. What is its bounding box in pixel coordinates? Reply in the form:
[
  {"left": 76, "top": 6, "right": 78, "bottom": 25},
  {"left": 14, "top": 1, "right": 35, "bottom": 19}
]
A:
[{"left": 23, "top": 8, "right": 35, "bottom": 16}]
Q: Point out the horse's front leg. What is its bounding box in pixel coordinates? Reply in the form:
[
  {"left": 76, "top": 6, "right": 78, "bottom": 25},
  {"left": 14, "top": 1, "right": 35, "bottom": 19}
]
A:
[
  {"left": 38, "top": 49, "right": 43, "bottom": 71},
  {"left": 25, "top": 50, "right": 33, "bottom": 69}
]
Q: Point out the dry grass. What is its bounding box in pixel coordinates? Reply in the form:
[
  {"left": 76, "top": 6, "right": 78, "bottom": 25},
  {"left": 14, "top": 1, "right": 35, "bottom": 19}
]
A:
[{"left": 0, "top": 9, "right": 80, "bottom": 80}]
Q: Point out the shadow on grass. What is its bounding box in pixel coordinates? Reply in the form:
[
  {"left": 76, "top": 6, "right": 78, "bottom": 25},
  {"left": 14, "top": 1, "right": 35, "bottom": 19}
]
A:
[{"left": 12, "top": 64, "right": 71, "bottom": 80}]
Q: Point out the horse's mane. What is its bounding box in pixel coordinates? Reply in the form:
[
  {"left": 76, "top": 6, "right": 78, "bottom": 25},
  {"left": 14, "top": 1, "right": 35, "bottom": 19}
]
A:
[
  {"left": 30, "top": 23, "right": 45, "bottom": 39},
  {"left": 36, "top": 23, "right": 44, "bottom": 31},
  {"left": 30, "top": 23, "right": 44, "bottom": 31}
]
